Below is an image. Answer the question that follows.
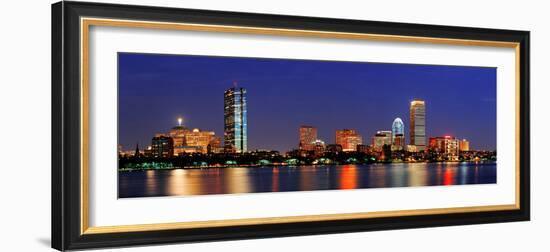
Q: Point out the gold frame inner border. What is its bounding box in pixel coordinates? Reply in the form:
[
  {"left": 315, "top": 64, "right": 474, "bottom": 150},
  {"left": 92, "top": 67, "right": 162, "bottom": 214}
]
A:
[{"left": 80, "top": 17, "right": 521, "bottom": 235}]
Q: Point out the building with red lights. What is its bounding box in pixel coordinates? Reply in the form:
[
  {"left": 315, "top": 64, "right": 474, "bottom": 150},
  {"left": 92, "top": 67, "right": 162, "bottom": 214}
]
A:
[{"left": 428, "top": 136, "right": 459, "bottom": 160}]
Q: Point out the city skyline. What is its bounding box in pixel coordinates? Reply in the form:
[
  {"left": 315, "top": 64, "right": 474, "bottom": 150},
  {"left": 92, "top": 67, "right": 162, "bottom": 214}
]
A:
[
  {"left": 119, "top": 53, "right": 496, "bottom": 152},
  {"left": 122, "top": 98, "right": 484, "bottom": 156},
  {"left": 134, "top": 110, "right": 474, "bottom": 155}
]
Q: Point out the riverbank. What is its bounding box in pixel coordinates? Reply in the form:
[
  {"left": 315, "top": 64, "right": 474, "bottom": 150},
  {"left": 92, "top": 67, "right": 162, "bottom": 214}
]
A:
[{"left": 118, "top": 160, "right": 496, "bottom": 172}]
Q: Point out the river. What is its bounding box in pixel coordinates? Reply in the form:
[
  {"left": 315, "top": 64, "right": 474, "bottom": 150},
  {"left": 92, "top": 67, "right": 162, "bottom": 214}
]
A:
[{"left": 118, "top": 162, "right": 496, "bottom": 198}]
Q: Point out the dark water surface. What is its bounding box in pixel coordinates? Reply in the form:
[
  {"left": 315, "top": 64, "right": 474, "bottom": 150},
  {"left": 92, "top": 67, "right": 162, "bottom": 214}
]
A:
[{"left": 118, "top": 162, "right": 496, "bottom": 198}]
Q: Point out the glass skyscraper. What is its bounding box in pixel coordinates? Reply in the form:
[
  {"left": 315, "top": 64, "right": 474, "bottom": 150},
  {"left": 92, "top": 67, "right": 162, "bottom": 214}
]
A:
[
  {"left": 391, "top": 118, "right": 404, "bottom": 140},
  {"left": 392, "top": 117, "right": 405, "bottom": 150},
  {"left": 409, "top": 100, "right": 426, "bottom": 151},
  {"left": 224, "top": 87, "right": 247, "bottom": 153}
]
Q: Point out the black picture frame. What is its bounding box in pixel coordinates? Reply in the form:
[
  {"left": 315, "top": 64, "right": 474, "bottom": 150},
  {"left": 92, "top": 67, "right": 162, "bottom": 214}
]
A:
[{"left": 52, "top": 1, "right": 530, "bottom": 251}]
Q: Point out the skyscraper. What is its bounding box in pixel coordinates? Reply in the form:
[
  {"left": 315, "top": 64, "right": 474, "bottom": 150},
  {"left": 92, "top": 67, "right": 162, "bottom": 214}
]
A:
[
  {"left": 299, "top": 125, "right": 317, "bottom": 151},
  {"left": 410, "top": 99, "right": 426, "bottom": 151},
  {"left": 224, "top": 87, "right": 247, "bottom": 153},
  {"left": 391, "top": 118, "right": 405, "bottom": 150},
  {"left": 335, "top": 129, "right": 363, "bottom": 152}
]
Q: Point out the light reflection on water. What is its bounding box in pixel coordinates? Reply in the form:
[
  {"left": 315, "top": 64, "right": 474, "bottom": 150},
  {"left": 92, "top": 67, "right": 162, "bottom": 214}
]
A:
[{"left": 119, "top": 162, "right": 496, "bottom": 198}]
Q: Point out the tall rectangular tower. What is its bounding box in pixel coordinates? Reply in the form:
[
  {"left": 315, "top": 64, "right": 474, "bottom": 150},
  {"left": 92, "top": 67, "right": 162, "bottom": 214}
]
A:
[
  {"left": 299, "top": 125, "right": 317, "bottom": 151},
  {"left": 409, "top": 99, "right": 426, "bottom": 151},
  {"left": 224, "top": 87, "right": 247, "bottom": 153}
]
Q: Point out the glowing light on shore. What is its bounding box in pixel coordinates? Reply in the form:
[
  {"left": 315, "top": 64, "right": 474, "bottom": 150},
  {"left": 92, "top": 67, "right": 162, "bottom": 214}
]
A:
[{"left": 177, "top": 117, "right": 183, "bottom": 126}]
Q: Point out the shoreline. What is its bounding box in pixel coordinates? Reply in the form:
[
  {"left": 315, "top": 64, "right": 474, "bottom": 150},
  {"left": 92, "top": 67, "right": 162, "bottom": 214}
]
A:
[{"left": 118, "top": 160, "right": 497, "bottom": 172}]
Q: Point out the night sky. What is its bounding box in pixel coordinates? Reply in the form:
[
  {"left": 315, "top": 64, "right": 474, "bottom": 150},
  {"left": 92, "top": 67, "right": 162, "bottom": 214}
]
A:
[{"left": 118, "top": 53, "right": 496, "bottom": 152}]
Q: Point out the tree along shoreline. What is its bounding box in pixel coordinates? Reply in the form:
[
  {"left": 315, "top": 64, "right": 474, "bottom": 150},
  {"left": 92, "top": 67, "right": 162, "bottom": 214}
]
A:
[{"left": 118, "top": 158, "right": 497, "bottom": 172}]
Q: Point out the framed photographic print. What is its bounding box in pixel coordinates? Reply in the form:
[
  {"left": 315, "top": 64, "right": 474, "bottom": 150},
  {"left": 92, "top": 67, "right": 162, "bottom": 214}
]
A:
[{"left": 52, "top": 1, "right": 530, "bottom": 250}]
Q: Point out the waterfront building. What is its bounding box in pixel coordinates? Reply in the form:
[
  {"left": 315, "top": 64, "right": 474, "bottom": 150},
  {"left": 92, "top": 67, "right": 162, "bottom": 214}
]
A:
[
  {"left": 312, "top": 139, "right": 326, "bottom": 157},
  {"left": 372, "top": 130, "right": 392, "bottom": 151},
  {"left": 392, "top": 134, "right": 405, "bottom": 151},
  {"left": 335, "top": 129, "right": 363, "bottom": 152},
  {"left": 224, "top": 86, "right": 248, "bottom": 153},
  {"left": 356, "top": 144, "right": 371, "bottom": 154},
  {"left": 286, "top": 148, "right": 310, "bottom": 158},
  {"left": 168, "top": 118, "right": 220, "bottom": 155},
  {"left": 250, "top": 149, "right": 280, "bottom": 156},
  {"left": 326, "top": 144, "right": 343, "bottom": 153},
  {"left": 299, "top": 125, "right": 318, "bottom": 151},
  {"left": 208, "top": 136, "right": 223, "bottom": 153},
  {"left": 143, "top": 145, "right": 152, "bottom": 157},
  {"left": 459, "top": 139, "right": 470, "bottom": 152},
  {"left": 120, "top": 150, "right": 135, "bottom": 157},
  {"left": 410, "top": 99, "right": 426, "bottom": 151},
  {"left": 184, "top": 128, "right": 219, "bottom": 154},
  {"left": 151, "top": 134, "right": 174, "bottom": 158},
  {"left": 169, "top": 117, "right": 191, "bottom": 156},
  {"left": 429, "top": 136, "right": 459, "bottom": 160},
  {"left": 381, "top": 144, "right": 392, "bottom": 161},
  {"left": 407, "top": 145, "right": 418, "bottom": 153}
]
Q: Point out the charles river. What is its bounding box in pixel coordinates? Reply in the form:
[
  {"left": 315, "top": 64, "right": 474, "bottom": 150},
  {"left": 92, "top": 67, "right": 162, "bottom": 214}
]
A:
[{"left": 118, "top": 162, "right": 496, "bottom": 198}]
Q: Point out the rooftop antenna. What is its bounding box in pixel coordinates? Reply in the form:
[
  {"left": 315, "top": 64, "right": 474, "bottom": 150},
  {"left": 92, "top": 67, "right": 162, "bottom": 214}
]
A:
[{"left": 233, "top": 81, "right": 238, "bottom": 88}]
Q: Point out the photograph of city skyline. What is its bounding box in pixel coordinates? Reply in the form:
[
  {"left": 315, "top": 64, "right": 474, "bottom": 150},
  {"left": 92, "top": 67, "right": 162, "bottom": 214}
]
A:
[{"left": 118, "top": 52, "right": 497, "bottom": 198}]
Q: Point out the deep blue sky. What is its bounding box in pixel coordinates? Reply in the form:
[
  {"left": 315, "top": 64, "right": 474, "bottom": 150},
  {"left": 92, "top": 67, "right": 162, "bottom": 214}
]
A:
[{"left": 118, "top": 53, "right": 496, "bottom": 152}]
